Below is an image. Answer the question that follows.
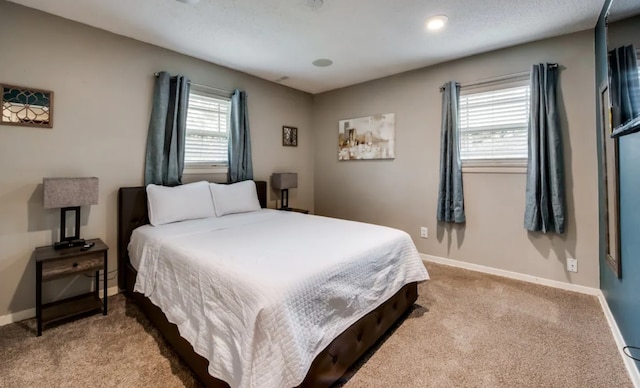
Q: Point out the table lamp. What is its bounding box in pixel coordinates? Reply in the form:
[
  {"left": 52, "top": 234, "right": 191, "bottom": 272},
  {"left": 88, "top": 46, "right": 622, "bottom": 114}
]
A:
[
  {"left": 43, "top": 177, "right": 99, "bottom": 249},
  {"left": 271, "top": 173, "right": 297, "bottom": 210}
]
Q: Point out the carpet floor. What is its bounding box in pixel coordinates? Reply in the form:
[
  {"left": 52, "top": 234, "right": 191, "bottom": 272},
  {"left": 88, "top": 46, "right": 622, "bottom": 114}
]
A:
[{"left": 0, "top": 263, "right": 631, "bottom": 387}]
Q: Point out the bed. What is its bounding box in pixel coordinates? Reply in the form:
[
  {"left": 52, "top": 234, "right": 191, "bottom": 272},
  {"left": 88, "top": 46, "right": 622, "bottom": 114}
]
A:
[{"left": 118, "top": 180, "right": 428, "bottom": 387}]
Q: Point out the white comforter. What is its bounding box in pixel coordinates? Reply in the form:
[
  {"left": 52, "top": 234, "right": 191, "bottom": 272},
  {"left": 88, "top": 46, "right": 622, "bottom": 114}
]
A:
[{"left": 129, "top": 209, "right": 429, "bottom": 388}]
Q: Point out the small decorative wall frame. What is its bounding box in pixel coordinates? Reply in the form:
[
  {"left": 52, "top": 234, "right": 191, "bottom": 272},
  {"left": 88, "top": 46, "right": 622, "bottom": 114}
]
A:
[
  {"left": 1, "top": 83, "right": 53, "bottom": 128},
  {"left": 283, "top": 126, "right": 298, "bottom": 147}
]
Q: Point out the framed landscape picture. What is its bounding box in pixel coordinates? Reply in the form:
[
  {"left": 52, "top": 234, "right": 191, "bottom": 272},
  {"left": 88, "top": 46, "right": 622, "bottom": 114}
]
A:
[{"left": 338, "top": 113, "right": 395, "bottom": 160}]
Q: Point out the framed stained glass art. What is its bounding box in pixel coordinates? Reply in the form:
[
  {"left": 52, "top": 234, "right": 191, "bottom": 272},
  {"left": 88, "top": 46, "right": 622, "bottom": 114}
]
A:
[{"left": 1, "top": 83, "right": 53, "bottom": 128}]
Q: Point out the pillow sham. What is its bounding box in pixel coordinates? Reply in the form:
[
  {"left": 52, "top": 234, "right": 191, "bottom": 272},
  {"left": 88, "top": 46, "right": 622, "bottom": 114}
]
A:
[
  {"left": 146, "top": 181, "right": 216, "bottom": 226},
  {"left": 209, "top": 181, "right": 261, "bottom": 217}
]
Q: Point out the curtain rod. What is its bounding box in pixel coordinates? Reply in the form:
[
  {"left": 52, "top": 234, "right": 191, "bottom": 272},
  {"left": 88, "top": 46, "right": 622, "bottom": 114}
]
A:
[
  {"left": 439, "top": 63, "right": 559, "bottom": 92},
  {"left": 153, "top": 72, "right": 232, "bottom": 96}
]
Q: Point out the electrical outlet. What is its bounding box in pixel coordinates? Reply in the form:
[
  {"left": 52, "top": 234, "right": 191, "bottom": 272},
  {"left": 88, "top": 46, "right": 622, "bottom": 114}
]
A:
[
  {"left": 420, "top": 227, "right": 428, "bottom": 239},
  {"left": 567, "top": 257, "right": 578, "bottom": 273}
]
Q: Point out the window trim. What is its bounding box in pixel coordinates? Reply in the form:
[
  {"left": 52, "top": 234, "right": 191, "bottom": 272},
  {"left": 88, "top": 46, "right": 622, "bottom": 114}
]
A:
[
  {"left": 183, "top": 165, "right": 228, "bottom": 175},
  {"left": 459, "top": 74, "right": 530, "bottom": 172},
  {"left": 462, "top": 159, "right": 527, "bottom": 174}
]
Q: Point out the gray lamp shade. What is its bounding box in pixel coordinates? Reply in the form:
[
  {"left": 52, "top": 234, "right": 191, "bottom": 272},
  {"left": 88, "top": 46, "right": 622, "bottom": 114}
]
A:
[
  {"left": 43, "top": 177, "right": 99, "bottom": 208},
  {"left": 271, "top": 173, "right": 298, "bottom": 190}
]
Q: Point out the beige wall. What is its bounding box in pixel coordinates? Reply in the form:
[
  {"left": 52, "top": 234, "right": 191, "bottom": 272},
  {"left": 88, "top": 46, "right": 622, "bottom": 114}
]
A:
[
  {"left": 608, "top": 15, "right": 640, "bottom": 48},
  {"left": 313, "top": 30, "right": 599, "bottom": 287},
  {"left": 0, "top": 0, "right": 603, "bottom": 319},
  {"left": 0, "top": 1, "right": 313, "bottom": 317}
]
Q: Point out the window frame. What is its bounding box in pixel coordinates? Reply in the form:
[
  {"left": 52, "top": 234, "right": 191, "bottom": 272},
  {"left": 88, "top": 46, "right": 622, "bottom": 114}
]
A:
[
  {"left": 183, "top": 87, "right": 231, "bottom": 175},
  {"left": 458, "top": 75, "right": 530, "bottom": 174}
]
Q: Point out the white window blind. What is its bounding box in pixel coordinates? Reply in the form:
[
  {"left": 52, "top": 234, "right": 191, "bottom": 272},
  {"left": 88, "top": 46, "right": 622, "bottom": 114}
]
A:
[
  {"left": 185, "top": 90, "right": 230, "bottom": 166},
  {"left": 459, "top": 82, "right": 530, "bottom": 161}
]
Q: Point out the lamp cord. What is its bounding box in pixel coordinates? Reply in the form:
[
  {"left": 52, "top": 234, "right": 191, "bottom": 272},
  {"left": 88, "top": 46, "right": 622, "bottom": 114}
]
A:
[{"left": 623, "top": 346, "right": 640, "bottom": 362}]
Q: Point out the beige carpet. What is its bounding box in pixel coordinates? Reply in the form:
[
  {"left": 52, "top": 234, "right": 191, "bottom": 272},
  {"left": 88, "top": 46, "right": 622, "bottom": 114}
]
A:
[{"left": 0, "top": 263, "right": 631, "bottom": 387}]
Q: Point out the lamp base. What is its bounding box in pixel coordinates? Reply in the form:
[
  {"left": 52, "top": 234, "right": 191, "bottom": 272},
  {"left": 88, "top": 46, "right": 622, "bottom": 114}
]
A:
[
  {"left": 281, "top": 189, "right": 289, "bottom": 209},
  {"left": 54, "top": 239, "right": 86, "bottom": 250}
]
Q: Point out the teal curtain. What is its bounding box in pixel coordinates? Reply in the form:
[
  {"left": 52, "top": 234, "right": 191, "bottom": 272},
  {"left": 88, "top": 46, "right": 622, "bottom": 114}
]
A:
[
  {"left": 524, "top": 64, "right": 565, "bottom": 234},
  {"left": 228, "top": 89, "right": 253, "bottom": 183},
  {"left": 437, "top": 81, "right": 465, "bottom": 223},
  {"left": 144, "top": 71, "right": 190, "bottom": 186},
  {"left": 609, "top": 44, "right": 640, "bottom": 137}
]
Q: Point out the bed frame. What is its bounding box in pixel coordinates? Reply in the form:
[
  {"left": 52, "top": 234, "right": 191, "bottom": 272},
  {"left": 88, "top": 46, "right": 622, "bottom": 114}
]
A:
[{"left": 117, "top": 180, "right": 418, "bottom": 387}]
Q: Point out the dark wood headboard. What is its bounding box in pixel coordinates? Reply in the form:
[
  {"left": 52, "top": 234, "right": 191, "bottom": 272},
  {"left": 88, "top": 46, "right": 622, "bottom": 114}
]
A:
[{"left": 117, "top": 180, "right": 267, "bottom": 292}]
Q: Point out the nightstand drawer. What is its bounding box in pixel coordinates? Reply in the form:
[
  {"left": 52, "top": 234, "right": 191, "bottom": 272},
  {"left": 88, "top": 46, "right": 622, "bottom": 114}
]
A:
[{"left": 41, "top": 252, "right": 103, "bottom": 281}]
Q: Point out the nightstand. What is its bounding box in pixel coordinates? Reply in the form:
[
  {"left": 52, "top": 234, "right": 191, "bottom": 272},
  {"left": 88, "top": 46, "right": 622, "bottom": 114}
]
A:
[
  {"left": 279, "top": 207, "right": 310, "bottom": 214},
  {"left": 34, "top": 238, "right": 108, "bottom": 336}
]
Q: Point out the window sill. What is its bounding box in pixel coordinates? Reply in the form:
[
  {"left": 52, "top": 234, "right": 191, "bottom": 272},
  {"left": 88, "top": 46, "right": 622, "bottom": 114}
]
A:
[
  {"left": 462, "top": 160, "right": 527, "bottom": 174},
  {"left": 183, "top": 166, "right": 228, "bottom": 175}
]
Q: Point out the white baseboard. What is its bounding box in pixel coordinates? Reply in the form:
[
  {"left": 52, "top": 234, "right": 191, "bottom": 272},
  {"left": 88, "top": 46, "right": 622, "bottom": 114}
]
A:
[
  {"left": 420, "top": 253, "right": 600, "bottom": 295},
  {"left": 0, "top": 286, "right": 120, "bottom": 327},
  {"left": 598, "top": 292, "right": 640, "bottom": 387},
  {"left": 104, "top": 285, "right": 119, "bottom": 298},
  {"left": 0, "top": 308, "right": 36, "bottom": 327},
  {"left": 421, "top": 253, "right": 639, "bottom": 386}
]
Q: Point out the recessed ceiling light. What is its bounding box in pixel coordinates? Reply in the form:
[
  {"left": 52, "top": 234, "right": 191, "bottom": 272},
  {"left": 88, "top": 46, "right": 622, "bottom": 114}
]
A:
[
  {"left": 425, "top": 15, "right": 448, "bottom": 31},
  {"left": 176, "top": 0, "right": 200, "bottom": 4},
  {"left": 312, "top": 58, "right": 333, "bottom": 67}
]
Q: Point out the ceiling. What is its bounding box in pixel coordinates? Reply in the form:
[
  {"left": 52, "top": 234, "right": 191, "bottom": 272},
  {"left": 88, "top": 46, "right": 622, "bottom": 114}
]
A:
[
  {"left": 6, "top": 0, "right": 630, "bottom": 94},
  {"left": 609, "top": 0, "right": 640, "bottom": 21}
]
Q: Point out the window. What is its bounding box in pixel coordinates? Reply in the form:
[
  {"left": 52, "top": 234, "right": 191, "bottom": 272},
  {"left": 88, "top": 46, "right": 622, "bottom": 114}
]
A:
[
  {"left": 459, "top": 78, "right": 530, "bottom": 165},
  {"left": 184, "top": 89, "right": 230, "bottom": 169}
]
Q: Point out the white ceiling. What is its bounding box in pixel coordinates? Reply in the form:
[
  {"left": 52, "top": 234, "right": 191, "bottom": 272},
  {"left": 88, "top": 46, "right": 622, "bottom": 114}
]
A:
[
  {"left": 6, "top": 0, "right": 620, "bottom": 94},
  {"left": 609, "top": 0, "right": 640, "bottom": 21}
]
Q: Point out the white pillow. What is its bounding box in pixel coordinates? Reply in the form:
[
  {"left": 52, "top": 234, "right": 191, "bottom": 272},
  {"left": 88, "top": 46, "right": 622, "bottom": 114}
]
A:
[
  {"left": 146, "top": 181, "right": 216, "bottom": 226},
  {"left": 209, "top": 181, "right": 261, "bottom": 217}
]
